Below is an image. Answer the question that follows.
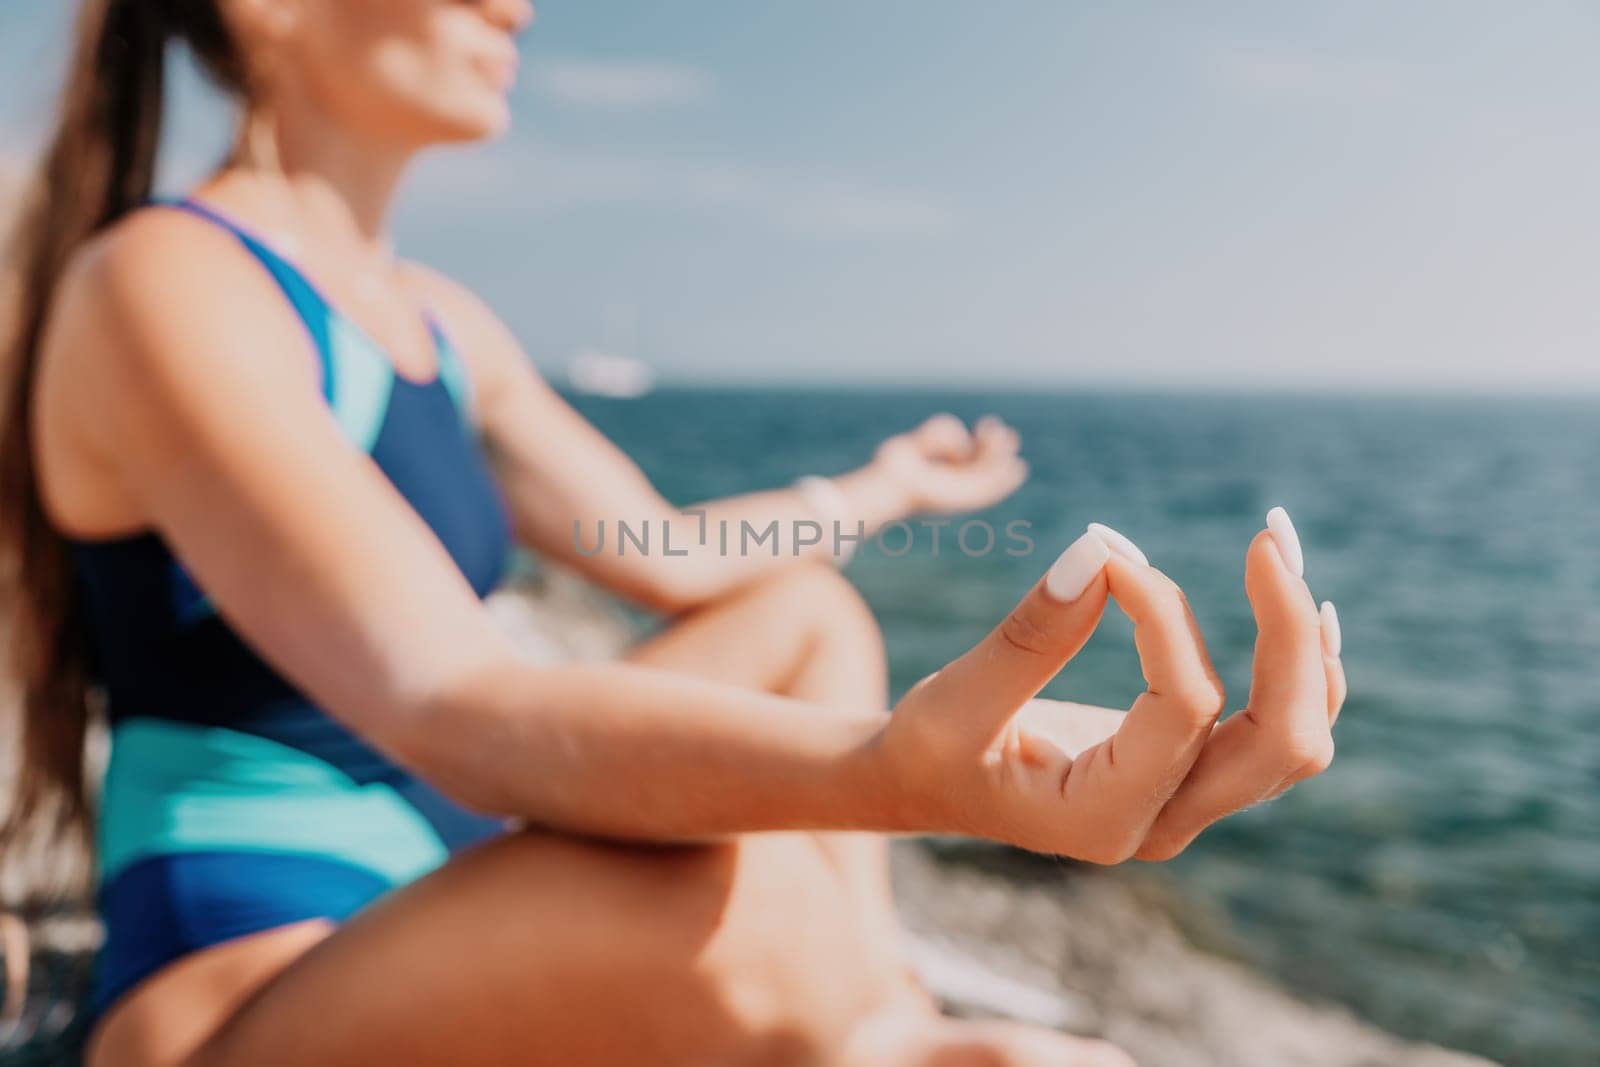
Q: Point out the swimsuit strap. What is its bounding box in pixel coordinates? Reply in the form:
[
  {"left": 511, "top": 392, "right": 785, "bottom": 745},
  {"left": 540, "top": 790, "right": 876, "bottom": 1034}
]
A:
[
  {"left": 155, "top": 195, "right": 337, "bottom": 396},
  {"left": 150, "top": 195, "right": 477, "bottom": 421}
]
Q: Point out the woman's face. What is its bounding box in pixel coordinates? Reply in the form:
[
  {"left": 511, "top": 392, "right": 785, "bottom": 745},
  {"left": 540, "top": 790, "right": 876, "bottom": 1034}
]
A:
[{"left": 244, "top": 0, "right": 534, "bottom": 146}]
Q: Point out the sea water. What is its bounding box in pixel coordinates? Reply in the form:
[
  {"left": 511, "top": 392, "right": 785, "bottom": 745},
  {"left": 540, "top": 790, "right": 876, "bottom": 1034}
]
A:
[{"left": 571, "top": 386, "right": 1600, "bottom": 1067}]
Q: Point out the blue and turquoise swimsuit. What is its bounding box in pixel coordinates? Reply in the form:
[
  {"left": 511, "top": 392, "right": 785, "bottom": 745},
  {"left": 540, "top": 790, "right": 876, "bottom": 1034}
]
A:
[{"left": 66, "top": 196, "right": 517, "bottom": 1021}]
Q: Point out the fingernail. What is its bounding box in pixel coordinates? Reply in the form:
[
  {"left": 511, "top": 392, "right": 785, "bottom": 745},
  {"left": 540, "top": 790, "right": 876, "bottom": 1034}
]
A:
[
  {"left": 1086, "top": 522, "right": 1148, "bottom": 567},
  {"left": 1319, "top": 600, "right": 1341, "bottom": 657},
  {"left": 1266, "top": 506, "right": 1304, "bottom": 578},
  {"left": 1046, "top": 530, "right": 1110, "bottom": 602},
  {"left": 976, "top": 414, "right": 1004, "bottom": 434}
]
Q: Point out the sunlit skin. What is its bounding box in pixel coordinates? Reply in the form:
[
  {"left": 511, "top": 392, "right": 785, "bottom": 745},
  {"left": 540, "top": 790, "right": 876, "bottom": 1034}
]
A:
[{"left": 29, "top": 1, "right": 1345, "bottom": 1064}]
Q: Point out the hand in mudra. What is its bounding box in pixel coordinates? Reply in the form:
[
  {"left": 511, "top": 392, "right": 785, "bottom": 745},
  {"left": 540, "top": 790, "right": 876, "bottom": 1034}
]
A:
[
  {"left": 880, "top": 509, "right": 1346, "bottom": 862},
  {"left": 873, "top": 413, "right": 1028, "bottom": 515}
]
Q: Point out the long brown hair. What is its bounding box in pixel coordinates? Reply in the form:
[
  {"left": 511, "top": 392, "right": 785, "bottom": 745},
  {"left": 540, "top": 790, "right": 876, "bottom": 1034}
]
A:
[{"left": 0, "top": 0, "right": 247, "bottom": 898}]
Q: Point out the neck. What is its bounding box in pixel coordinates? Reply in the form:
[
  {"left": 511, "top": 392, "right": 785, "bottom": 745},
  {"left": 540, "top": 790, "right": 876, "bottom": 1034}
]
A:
[{"left": 227, "top": 105, "right": 416, "bottom": 255}]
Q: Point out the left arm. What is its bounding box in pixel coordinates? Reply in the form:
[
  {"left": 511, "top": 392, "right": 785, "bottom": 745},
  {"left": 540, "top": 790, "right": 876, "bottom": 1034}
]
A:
[{"left": 411, "top": 267, "right": 1026, "bottom": 614}]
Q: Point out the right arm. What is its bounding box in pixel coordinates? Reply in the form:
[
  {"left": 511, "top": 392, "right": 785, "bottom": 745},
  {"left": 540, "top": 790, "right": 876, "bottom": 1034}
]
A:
[{"left": 49, "top": 214, "right": 1344, "bottom": 858}]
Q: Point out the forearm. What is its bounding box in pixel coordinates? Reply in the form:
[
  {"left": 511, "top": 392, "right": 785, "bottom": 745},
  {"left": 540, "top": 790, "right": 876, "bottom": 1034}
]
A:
[
  {"left": 545, "top": 462, "right": 911, "bottom": 611},
  {"left": 676, "top": 461, "right": 911, "bottom": 576},
  {"left": 507, "top": 454, "right": 912, "bottom": 612},
  {"left": 407, "top": 656, "right": 917, "bottom": 841}
]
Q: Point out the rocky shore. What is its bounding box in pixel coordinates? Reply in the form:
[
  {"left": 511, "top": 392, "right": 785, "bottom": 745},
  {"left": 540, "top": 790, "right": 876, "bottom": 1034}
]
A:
[
  {"left": 892, "top": 843, "right": 1495, "bottom": 1067},
  {"left": 0, "top": 565, "right": 1499, "bottom": 1067}
]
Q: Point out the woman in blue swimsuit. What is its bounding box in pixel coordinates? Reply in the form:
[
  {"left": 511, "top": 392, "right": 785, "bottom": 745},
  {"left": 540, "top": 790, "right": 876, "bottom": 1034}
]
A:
[{"left": 1, "top": 1, "right": 1346, "bottom": 1064}]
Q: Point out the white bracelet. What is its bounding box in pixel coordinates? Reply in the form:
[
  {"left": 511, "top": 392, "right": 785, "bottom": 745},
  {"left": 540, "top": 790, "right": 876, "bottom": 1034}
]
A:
[{"left": 792, "top": 475, "right": 858, "bottom": 566}]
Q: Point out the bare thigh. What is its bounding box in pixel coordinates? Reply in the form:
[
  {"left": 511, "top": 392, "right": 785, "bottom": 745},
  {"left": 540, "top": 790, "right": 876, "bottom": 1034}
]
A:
[{"left": 87, "top": 831, "right": 909, "bottom": 1067}]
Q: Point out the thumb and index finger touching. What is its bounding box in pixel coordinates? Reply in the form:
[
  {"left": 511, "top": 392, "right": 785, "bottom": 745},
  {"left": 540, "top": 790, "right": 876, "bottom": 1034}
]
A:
[
  {"left": 925, "top": 512, "right": 1302, "bottom": 768},
  {"left": 921, "top": 524, "right": 1137, "bottom": 745}
]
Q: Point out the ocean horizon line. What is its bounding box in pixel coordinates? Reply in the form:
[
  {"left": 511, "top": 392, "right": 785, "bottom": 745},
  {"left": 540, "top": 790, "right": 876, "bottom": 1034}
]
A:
[{"left": 556, "top": 377, "right": 1600, "bottom": 405}]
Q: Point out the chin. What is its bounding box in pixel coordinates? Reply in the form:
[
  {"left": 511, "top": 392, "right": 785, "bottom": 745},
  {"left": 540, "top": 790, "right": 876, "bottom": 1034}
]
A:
[{"left": 422, "top": 99, "right": 514, "bottom": 145}]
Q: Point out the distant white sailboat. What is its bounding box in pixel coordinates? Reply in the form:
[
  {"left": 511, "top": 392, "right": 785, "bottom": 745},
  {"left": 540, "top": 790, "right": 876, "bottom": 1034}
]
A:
[
  {"left": 566, "top": 349, "right": 655, "bottom": 398},
  {"left": 566, "top": 304, "right": 655, "bottom": 398}
]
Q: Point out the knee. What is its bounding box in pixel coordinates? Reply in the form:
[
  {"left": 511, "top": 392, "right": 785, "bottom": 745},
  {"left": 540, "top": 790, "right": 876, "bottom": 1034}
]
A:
[{"left": 765, "top": 563, "right": 882, "bottom": 641}]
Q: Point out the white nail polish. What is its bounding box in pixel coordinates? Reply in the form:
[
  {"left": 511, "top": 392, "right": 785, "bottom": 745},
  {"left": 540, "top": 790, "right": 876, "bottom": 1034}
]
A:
[
  {"left": 1045, "top": 530, "right": 1110, "bottom": 602},
  {"left": 1086, "top": 522, "right": 1148, "bottom": 567},
  {"left": 1266, "top": 506, "right": 1304, "bottom": 578},
  {"left": 1319, "top": 600, "right": 1342, "bottom": 657}
]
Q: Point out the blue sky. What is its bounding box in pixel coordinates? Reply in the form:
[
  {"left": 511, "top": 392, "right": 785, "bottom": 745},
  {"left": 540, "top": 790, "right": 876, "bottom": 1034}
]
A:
[{"left": 3, "top": 1, "right": 1598, "bottom": 391}]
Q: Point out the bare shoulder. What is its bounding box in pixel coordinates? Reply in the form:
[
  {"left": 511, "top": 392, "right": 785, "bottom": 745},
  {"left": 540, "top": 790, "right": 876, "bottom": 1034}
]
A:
[
  {"left": 35, "top": 208, "right": 323, "bottom": 535},
  {"left": 60, "top": 207, "right": 257, "bottom": 316},
  {"left": 48, "top": 207, "right": 311, "bottom": 386},
  {"left": 398, "top": 260, "right": 517, "bottom": 352},
  {"left": 399, "top": 260, "right": 547, "bottom": 417}
]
